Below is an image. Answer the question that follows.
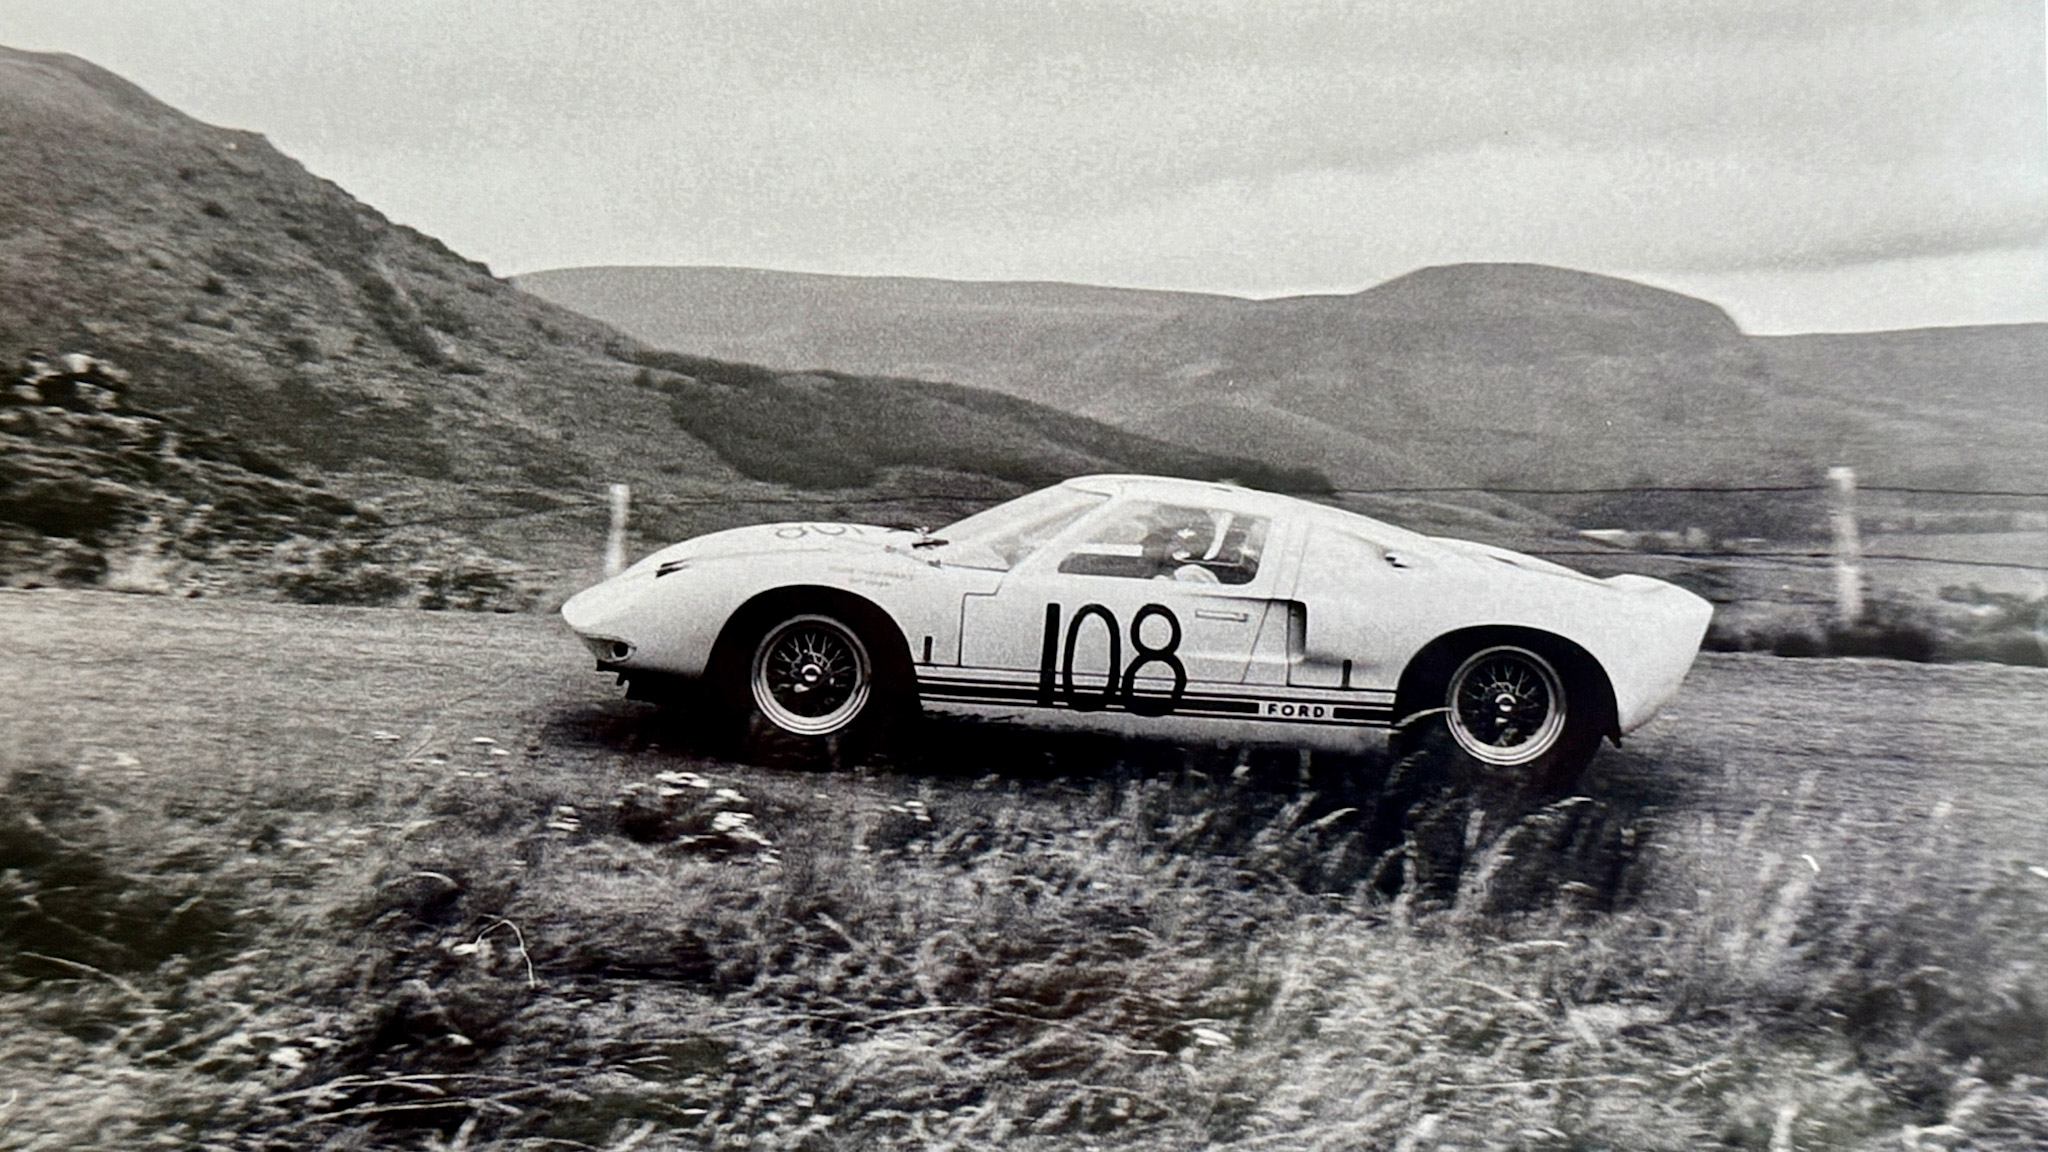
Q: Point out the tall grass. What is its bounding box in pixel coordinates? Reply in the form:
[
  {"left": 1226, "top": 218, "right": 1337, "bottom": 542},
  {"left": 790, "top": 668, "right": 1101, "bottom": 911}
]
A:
[{"left": 2, "top": 723, "right": 2043, "bottom": 1150}]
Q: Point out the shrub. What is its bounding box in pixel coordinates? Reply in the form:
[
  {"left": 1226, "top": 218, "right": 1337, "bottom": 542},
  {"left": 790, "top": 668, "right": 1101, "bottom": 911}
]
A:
[
  {"left": 414, "top": 553, "right": 538, "bottom": 613},
  {"left": 267, "top": 532, "right": 540, "bottom": 611},
  {"left": 268, "top": 535, "right": 411, "bottom": 606},
  {"left": 0, "top": 764, "right": 244, "bottom": 987},
  {"left": 282, "top": 334, "right": 322, "bottom": 364},
  {"left": 415, "top": 293, "right": 473, "bottom": 337},
  {"left": 1709, "top": 591, "right": 2041, "bottom": 666},
  {"left": 356, "top": 274, "right": 444, "bottom": 367}
]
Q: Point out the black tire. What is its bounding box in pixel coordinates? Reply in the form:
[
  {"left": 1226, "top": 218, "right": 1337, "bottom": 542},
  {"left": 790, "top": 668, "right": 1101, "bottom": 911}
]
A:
[
  {"left": 1391, "top": 640, "right": 1605, "bottom": 796},
  {"left": 706, "top": 598, "right": 912, "bottom": 767}
]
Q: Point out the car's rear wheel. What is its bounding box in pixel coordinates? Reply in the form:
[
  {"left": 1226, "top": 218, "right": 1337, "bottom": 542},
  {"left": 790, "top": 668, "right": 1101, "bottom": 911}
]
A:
[
  {"left": 1393, "top": 640, "right": 1605, "bottom": 794},
  {"left": 1446, "top": 645, "right": 1568, "bottom": 766}
]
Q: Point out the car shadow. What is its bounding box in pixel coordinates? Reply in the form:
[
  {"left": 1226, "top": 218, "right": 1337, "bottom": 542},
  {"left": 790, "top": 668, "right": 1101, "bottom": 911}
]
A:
[{"left": 540, "top": 696, "right": 1702, "bottom": 917}]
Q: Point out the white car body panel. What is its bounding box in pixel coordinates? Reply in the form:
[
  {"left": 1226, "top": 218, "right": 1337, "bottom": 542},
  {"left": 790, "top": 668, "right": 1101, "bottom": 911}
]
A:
[{"left": 560, "top": 475, "right": 1714, "bottom": 749}]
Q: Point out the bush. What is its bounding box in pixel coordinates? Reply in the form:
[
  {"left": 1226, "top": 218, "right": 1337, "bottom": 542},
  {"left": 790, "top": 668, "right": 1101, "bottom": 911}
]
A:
[
  {"left": 268, "top": 535, "right": 411, "bottom": 606},
  {"left": 267, "top": 532, "right": 541, "bottom": 611},
  {"left": 1824, "top": 618, "right": 1939, "bottom": 661},
  {"left": 1708, "top": 591, "right": 2043, "bottom": 666},
  {"left": 356, "top": 274, "right": 444, "bottom": 367},
  {"left": 0, "top": 764, "right": 244, "bottom": 987},
  {"left": 413, "top": 550, "right": 539, "bottom": 613},
  {"left": 415, "top": 293, "right": 473, "bottom": 337}
]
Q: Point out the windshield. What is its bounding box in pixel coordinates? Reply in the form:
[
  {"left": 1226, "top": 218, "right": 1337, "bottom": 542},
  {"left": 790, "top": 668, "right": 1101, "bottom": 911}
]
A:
[{"left": 936, "top": 486, "right": 1108, "bottom": 570}]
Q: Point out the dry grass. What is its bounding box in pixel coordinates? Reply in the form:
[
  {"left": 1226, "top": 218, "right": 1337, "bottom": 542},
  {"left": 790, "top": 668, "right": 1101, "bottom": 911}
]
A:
[
  {"left": 3, "top": 712, "right": 2044, "bottom": 1151},
  {"left": 3, "top": 591, "right": 2042, "bottom": 1149}
]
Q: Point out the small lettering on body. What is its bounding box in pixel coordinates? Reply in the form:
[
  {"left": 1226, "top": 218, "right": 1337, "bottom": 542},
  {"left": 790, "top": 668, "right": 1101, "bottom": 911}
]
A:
[{"left": 826, "top": 565, "right": 896, "bottom": 588}]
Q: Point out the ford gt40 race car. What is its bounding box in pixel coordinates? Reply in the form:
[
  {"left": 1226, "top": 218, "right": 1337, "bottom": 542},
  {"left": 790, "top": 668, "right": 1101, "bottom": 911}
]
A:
[{"left": 562, "top": 475, "right": 1712, "bottom": 787}]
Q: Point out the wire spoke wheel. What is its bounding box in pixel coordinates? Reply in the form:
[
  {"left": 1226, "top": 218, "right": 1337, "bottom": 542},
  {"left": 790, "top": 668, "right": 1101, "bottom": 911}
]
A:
[
  {"left": 1446, "top": 645, "right": 1567, "bottom": 767},
  {"left": 750, "top": 614, "right": 873, "bottom": 737}
]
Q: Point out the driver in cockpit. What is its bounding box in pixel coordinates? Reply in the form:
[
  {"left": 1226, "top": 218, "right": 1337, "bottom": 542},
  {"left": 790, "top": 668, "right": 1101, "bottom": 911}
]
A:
[{"left": 1142, "top": 507, "right": 1234, "bottom": 583}]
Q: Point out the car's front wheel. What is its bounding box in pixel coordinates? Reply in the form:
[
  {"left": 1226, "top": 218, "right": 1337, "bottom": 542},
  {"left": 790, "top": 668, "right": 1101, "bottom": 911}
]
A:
[
  {"left": 707, "top": 598, "right": 911, "bottom": 765},
  {"left": 749, "top": 613, "right": 874, "bottom": 737},
  {"left": 1393, "top": 640, "right": 1605, "bottom": 794}
]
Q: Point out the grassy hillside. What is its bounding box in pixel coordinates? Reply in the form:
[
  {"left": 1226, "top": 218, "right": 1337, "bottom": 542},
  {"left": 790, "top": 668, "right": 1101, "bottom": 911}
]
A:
[
  {"left": 512, "top": 265, "right": 1211, "bottom": 393},
  {"left": 627, "top": 351, "right": 1324, "bottom": 493},
  {"left": 1067, "top": 265, "right": 1813, "bottom": 492},
  {"left": 520, "top": 263, "right": 2048, "bottom": 497},
  {"left": 0, "top": 46, "right": 1321, "bottom": 599},
  {"left": 1757, "top": 325, "right": 2048, "bottom": 493},
  {"left": 0, "top": 49, "right": 707, "bottom": 495}
]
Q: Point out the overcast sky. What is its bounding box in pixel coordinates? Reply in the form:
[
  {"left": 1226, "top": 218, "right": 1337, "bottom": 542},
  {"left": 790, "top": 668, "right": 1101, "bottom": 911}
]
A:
[{"left": 4, "top": 1, "right": 2043, "bottom": 333}]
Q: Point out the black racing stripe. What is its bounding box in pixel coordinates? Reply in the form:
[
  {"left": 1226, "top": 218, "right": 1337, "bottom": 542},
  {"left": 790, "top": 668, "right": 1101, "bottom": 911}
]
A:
[
  {"left": 919, "top": 675, "right": 1393, "bottom": 728},
  {"left": 924, "top": 678, "right": 1392, "bottom": 706},
  {"left": 1178, "top": 698, "right": 1259, "bottom": 716},
  {"left": 922, "top": 683, "right": 1041, "bottom": 703},
  {"left": 921, "top": 696, "right": 1382, "bottom": 727},
  {"left": 1151, "top": 698, "right": 1255, "bottom": 716},
  {"left": 920, "top": 678, "right": 1261, "bottom": 712},
  {"left": 921, "top": 675, "right": 1383, "bottom": 707},
  {"left": 1255, "top": 715, "right": 1388, "bottom": 728}
]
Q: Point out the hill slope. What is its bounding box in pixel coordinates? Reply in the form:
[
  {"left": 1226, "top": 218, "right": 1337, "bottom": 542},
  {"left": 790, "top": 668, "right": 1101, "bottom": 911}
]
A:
[
  {"left": 0, "top": 46, "right": 1319, "bottom": 595},
  {"left": 0, "top": 49, "right": 709, "bottom": 494},
  {"left": 511, "top": 265, "right": 1213, "bottom": 395},
  {"left": 1755, "top": 325, "right": 2048, "bottom": 493},
  {"left": 520, "top": 263, "right": 2048, "bottom": 495}
]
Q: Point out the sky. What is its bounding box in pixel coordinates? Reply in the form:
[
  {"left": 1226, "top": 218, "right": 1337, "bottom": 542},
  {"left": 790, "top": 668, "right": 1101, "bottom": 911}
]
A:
[{"left": 3, "top": 1, "right": 2044, "bottom": 334}]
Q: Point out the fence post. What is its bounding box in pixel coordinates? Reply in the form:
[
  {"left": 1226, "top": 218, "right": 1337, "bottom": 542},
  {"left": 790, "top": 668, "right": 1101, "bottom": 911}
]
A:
[
  {"left": 604, "top": 483, "right": 631, "bottom": 578},
  {"left": 1827, "top": 466, "right": 1863, "bottom": 626}
]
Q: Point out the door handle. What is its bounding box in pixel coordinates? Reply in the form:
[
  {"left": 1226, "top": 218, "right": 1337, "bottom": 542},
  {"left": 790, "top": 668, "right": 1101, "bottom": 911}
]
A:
[{"left": 1195, "top": 609, "right": 1250, "bottom": 623}]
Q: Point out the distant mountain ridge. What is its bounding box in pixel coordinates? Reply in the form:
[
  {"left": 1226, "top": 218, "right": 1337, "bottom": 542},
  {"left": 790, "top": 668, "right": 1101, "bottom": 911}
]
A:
[
  {"left": 0, "top": 45, "right": 1319, "bottom": 594},
  {"left": 504, "top": 265, "right": 1217, "bottom": 398},
  {"left": 518, "top": 264, "right": 2048, "bottom": 495}
]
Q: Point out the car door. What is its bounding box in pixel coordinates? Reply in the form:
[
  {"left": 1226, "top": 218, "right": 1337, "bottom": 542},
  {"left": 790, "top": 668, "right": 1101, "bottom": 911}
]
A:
[{"left": 958, "top": 496, "right": 1289, "bottom": 716}]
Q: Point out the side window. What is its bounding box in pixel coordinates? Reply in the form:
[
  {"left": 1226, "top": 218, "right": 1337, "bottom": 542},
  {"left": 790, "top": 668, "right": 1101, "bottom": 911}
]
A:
[{"left": 1056, "top": 501, "right": 1268, "bottom": 585}]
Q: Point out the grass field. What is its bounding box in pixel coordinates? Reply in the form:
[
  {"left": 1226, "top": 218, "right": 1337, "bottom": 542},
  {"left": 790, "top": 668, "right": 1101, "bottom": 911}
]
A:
[{"left": 3, "top": 589, "right": 2046, "bottom": 1150}]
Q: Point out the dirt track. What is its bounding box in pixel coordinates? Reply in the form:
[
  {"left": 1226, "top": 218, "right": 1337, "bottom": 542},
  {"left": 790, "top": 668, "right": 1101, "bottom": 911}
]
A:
[{"left": 4, "top": 587, "right": 2045, "bottom": 869}]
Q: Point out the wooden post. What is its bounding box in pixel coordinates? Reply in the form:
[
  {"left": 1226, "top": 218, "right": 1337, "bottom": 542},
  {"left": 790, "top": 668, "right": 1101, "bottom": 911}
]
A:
[
  {"left": 1827, "top": 467, "right": 1863, "bottom": 626},
  {"left": 604, "top": 483, "right": 630, "bottom": 578}
]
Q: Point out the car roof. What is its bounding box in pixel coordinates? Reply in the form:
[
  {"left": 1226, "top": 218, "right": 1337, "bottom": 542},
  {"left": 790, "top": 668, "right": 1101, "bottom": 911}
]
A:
[
  {"left": 1060, "top": 473, "right": 1294, "bottom": 506},
  {"left": 1057, "top": 473, "right": 1430, "bottom": 544},
  {"left": 1059, "top": 472, "right": 1329, "bottom": 516}
]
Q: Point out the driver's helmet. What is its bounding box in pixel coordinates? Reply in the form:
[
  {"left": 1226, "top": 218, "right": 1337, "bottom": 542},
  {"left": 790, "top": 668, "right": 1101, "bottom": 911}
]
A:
[{"left": 1166, "top": 519, "right": 1208, "bottom": 562}]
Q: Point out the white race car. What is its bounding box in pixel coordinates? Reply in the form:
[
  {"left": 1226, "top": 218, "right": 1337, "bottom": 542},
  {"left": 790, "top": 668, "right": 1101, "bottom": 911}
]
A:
[{"left": 563, "top": 475, "right": 1711, "bottom": 787}]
